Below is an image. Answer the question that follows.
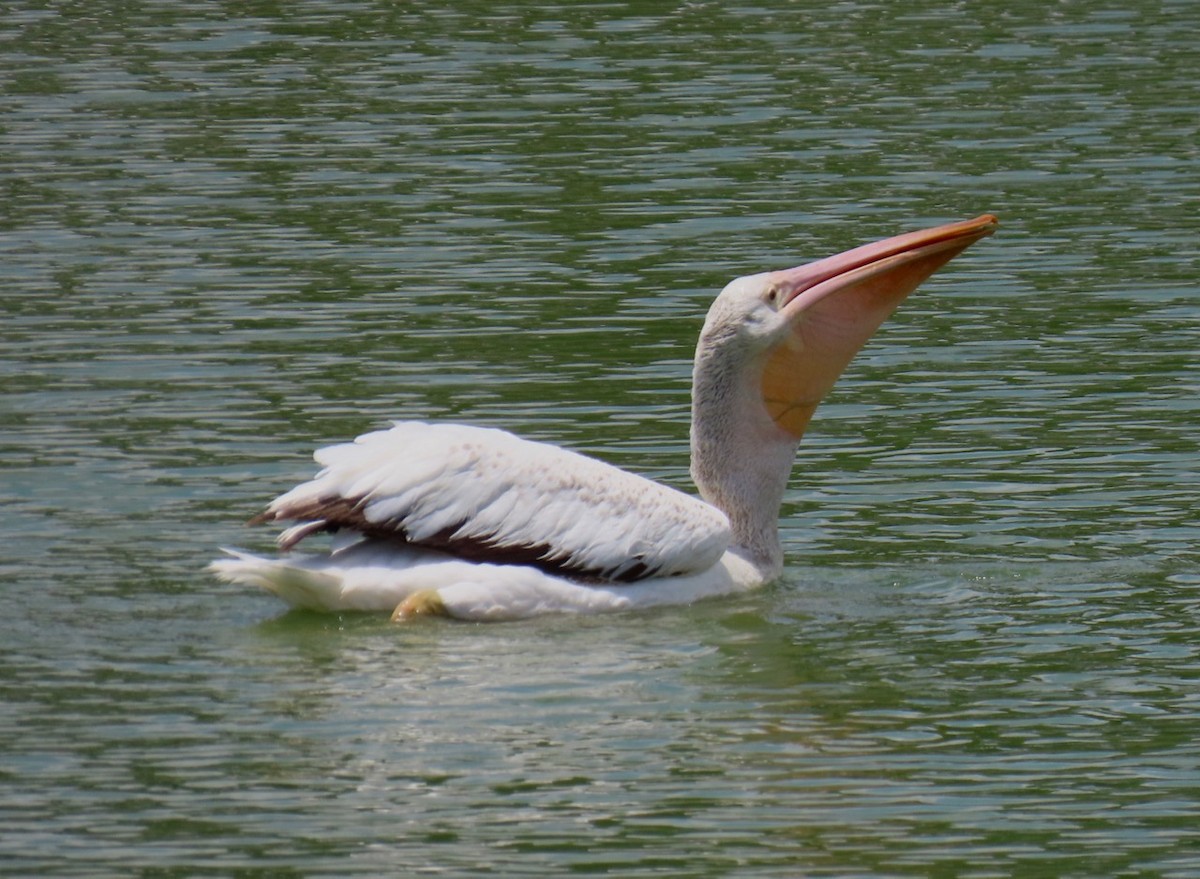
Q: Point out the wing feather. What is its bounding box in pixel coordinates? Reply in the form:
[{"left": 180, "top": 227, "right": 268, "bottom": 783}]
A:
[{"left": 254, "top": 422, "right": 730, "bottom": 582}]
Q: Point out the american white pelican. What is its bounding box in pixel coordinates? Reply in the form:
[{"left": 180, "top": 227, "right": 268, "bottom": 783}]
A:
[{"left": 211, "top": 215, "right": 998, "bottom": 621}]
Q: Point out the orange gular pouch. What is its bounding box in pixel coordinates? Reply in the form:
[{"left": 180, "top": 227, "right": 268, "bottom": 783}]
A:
[{"left": 760, "top": 238, "right": 985, "bottom": 441}]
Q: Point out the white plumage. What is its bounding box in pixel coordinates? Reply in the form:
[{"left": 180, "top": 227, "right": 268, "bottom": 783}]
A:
[
  {"left": 213, "top": 540, "right": 761, "bottom": 621},
  {"left": 211, "top": 215, "right": 997, "bottom": 621},
  {"left": 263, "top": 422, "right": 730, "bottom": 580}
]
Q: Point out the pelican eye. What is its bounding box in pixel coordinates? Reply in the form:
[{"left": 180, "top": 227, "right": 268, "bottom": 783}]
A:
[{"left": 765, "top": 285, "right": 781, "bottom": 307}]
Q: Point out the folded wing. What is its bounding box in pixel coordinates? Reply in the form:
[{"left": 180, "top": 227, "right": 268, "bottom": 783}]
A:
[{"left": 253, "top": 422, "right": 731, "bottom": 582}]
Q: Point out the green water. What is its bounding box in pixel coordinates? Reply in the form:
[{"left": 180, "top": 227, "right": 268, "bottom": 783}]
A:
[{"left": 2, "top": 1, "right": 1198, "bottom": 875}]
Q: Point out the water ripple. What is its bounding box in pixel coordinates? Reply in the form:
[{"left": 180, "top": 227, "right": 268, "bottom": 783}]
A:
[{"left": 3, "top": 0, "right": 1199, "bottom": 875}]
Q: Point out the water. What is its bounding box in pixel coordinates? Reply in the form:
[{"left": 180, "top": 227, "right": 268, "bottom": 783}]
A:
[{"left": 2, "top": 1, "right": 1198, "bottom": 875}]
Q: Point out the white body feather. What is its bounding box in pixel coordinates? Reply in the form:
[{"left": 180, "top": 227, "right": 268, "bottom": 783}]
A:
[
  {"left": 210, "top": 422, "right": 752, "bottom": 620},
  {"left": 210, "top": 540, "right": 763, "bottom": 622},
  {"left": 265, "top": 422, "right": 730, "bottom": 579}
]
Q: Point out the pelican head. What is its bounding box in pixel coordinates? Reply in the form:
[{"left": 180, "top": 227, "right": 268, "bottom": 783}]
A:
[{"left": 690, "top": 214, "right": 998, "bottom": 571}]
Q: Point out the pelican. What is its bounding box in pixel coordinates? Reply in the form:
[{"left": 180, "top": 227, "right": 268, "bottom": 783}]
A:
[{"left": 211, "top": 215, "right": 997, "bottom": 621}]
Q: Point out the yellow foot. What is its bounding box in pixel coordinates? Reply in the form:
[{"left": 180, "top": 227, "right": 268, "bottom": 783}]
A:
[{"left": 391, "top": 589, "right": 448, "bottom": 622}]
